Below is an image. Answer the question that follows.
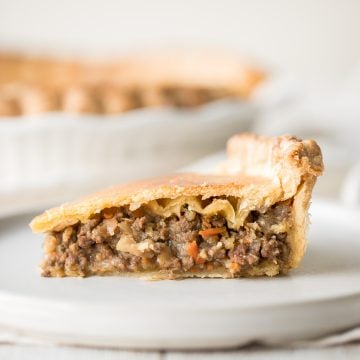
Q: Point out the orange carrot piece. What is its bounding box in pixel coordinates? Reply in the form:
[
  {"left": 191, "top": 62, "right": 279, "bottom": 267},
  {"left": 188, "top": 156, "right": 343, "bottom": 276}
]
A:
[
  {"left": 187, "top": 241, "right": 199, "bottom": 260},
  {"left": 198, "top": 227, "right": 225, "bottom": 237}
]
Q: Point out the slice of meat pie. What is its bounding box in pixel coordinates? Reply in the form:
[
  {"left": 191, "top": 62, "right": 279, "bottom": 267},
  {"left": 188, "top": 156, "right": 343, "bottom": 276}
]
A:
[{"left": 30, "top": 134, "right": 323, "bottom": 279}]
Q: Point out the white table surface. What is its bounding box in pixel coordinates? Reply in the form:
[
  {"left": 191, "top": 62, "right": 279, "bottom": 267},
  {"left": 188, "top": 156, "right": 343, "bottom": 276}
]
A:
[{"left": 1, "top": 343, "right": 360, "bottom": 360}]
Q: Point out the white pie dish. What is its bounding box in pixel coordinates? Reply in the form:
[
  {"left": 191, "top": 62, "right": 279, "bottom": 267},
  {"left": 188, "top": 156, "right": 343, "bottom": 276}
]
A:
[{"left": 0, "top": 100, "right": 254, "bottom": 215}]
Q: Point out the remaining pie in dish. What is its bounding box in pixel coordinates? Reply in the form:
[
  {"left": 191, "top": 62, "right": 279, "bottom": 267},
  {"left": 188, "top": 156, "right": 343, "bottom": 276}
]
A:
[
  {"left": 30, "top": 134, "right": 323, "bottom": 279},
  {"left": 0, "top": 52, "right": 264, "bottom": 116}
]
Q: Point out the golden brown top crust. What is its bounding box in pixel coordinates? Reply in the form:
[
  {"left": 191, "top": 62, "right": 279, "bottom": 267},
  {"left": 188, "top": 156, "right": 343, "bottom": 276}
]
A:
[
  {"left": 30, "top": 133, "right": 323, "bottom": 234},
  {"left": 220, "top": 133, "right": 323, "bottom": 198},
  {"left": 114, "top": 51, "right": 264, "bottom": 92},
  {"left": 0, "top": 51, "right": 264, "bottom": 89},
  {"left": 30, "top": 173, "right": 277, "bottom": 233},
  {"left": 225, "top": 133, "right": 323, "bottom": 175},
  {"left": 0, "top": 51, "right": 265, "bottom": 116}
]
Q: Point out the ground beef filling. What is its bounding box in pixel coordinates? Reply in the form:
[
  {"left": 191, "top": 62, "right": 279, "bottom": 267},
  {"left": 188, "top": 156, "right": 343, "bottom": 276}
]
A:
[{"left": 42, "top": 201, "right": 291, "bottom": 277}]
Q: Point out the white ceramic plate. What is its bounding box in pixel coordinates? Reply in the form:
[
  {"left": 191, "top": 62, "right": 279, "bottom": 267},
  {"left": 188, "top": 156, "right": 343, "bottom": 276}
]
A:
[{"left": 0, "top": 200, "right": 359, "bottom": 349}]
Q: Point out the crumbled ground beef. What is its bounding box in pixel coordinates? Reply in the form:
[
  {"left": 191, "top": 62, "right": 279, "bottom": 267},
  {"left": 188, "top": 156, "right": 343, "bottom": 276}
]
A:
[{"left": 42, "top": 199, "right": 291, "bottom": 277}]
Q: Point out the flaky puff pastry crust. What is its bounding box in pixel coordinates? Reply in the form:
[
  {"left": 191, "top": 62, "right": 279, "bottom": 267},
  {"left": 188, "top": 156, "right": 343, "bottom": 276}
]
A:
[
  {"left": 219, "top": 133, "right": 323, "bottom": 269},
  {"left": 30, "top": 133, "right": 323, "bottom": 277}
]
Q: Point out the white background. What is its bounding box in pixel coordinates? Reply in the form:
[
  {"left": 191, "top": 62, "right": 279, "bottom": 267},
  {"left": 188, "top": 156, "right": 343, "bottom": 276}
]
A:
[
  {"left": 1, "top": 0, "right": 360, "bottom": 89},
  {"left": 1, "top": 2, "right": 360, "bottom": 357}
]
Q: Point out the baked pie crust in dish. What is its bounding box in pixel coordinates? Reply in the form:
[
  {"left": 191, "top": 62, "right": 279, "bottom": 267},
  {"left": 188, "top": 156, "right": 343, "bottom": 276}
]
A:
[
  {"left": 30, "top": 134, "right": 323, "bottom": 279},
  {"left": 0, "top": 52, "right": 264, "bottom": 116}
]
